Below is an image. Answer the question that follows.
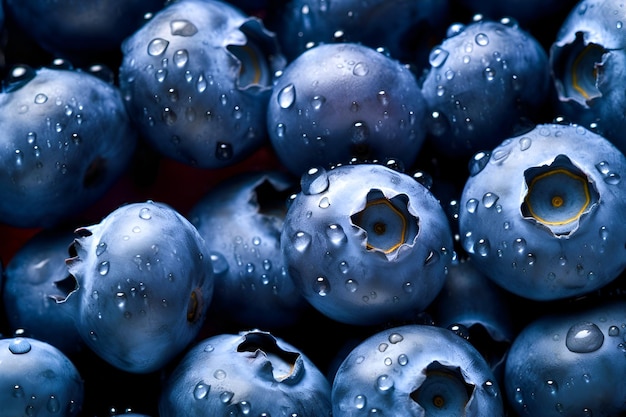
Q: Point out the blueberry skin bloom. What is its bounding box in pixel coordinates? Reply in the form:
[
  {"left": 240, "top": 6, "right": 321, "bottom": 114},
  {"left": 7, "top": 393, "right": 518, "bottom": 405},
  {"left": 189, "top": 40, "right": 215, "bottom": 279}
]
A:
[
  {"left": 267, "top": 43, "right": 428, "bottom": 177},
  {"left": 421, "top": 18, "right": 551, "bottom": 158},
  {"left": 65, "top": 200, "right": 214, "bottom": 374},
  {"left": 281, "top": 163, "right": 454, "bottom": 325},
  {"left": 550, "top": 0, "right": 626, "bottom": 155},
  {"left": 332, "top": 324, "right": 504, "bottom": 416},
  {"left": 0, "top": 337, "right": 84, "bottom": 417},
  {"left": 159, "top": 330, "right": 332, "bottom": 417},
  {"left": 188, "top": 170, "right": 306, "bottom": 329},
  {"left": 119, "top": 0, "right": 285, "bottom": 168},
  {"left": 0, "top": 66, "right": 137, "bottom": 228},
  {"left": 505, "top": 300, "right": 626, "bottom": 416},
  {"left": 459, "top": 123, "right": 626, "bottom": 301}
]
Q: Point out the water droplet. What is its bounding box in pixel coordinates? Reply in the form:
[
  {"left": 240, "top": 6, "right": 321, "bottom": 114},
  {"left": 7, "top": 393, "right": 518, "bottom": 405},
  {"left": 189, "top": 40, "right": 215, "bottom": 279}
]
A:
[
  {"left": 215, "top": 142, "right": 233, "bottom": 160},
  {"left": 311, "top": 95, "right": 326, "bottom": 110},
  {"left": 8, "top": 338, "right": 31, "bottom": 354},
  {"left": 139, "top": 207, "right": 152, "bottom": 219},
  {"left": 278, "top": 84, "right": 296, "bottom": 109},
  {"left": 398, "top": 354, "right": 409, "bottom": 366},
  {"left": 465, "top": 198, "right": 479, "bottom": 214},
  {"left": 483, "top": 380, "right": 498, "bottom": 397},
  {"left": 475, "top": 33, "right": 489, "bottom": 46},
  {"left": 566, "top": 322, "right": 604, "bottom": 353},
  {"left": 313, "top": 276, "right": 330, "bottom": 296},
  {"left": 345, "top": 279, "right": 358, "bottom": 292},
  {"left": 147, "top": 38, "right": 169, "bottom": 56},
  {"left": 609, "top": 325, "right": 620, "bottom": 336},
  {"left": 429, "top": 47, "right": 449, "bottom": 67},
  {"left": 220, "top": 391, "right": 234, "bottom": 403},
  {"left": 194, "top": 382, "right": 210, "bottom": 400},
  {"left": 353, "top": 62, "right": 369, "bottom": 76},
  {"left": 98, "top": 261, "right": 110, "bottom": 275},
  {"left": 482, "top": 192, "right": 499, "bottom": 208},
  {"left": 34, "top": 93, "right": 48, "bottom": 104},
  {"left": 327, "top": 224, "right": 347, "bottom": 246},
  {"left": 319, "top": 196, "right": 331, "bottom": 208},
  {"left": 468, "top": 151, "right": 491, "bottom": 176},
  {"left": 301, "top": 166, "right": 329, "bottom": 195},
  {"left": 474, "top": 238, "right": 491, "bottom": 257},
  {"left": 483, "top": 67, "right": 496, "bottom": 81},
  {"left": 213, "top": 369, "right": 226, "bottom": 380},
  {"left": 170, "top": 19, "right": 198, "bottom": 36},
  {"left": 293, "top": 231, "right": 312, "bottom": 253},
  {"left": 546, "top": 379, "right": 558, "bottom": 395},
  {"left": 376, "top": 374, "right": 393, "bottom": 391},
  {"left": 354, "top": 394, "right": 367, "bottom": 409},
  {"left": 389, "top": 333, "right": 403, "bottom": 344},
  {"left": 173, "top": 49, "right": 189, "bottom": 68}
]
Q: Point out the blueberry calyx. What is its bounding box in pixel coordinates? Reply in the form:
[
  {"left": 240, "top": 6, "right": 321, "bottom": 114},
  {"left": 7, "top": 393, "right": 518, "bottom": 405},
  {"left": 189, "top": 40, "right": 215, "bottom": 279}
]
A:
[
  {"left": 237, "top": 331, "right": 304, "bottom": 384},
  {"left": 521, "top": 154, "right": 599, "bottom": 237},
  {"left": 410, "top": 361, "right": 476, "bottom": 414},
  {"left": 551, "top": 31, "right": 607, "bottom": 107}
]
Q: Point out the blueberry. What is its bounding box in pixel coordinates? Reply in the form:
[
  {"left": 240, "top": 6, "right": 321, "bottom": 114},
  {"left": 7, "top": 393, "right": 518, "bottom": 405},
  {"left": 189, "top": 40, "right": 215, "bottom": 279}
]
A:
[
  {"left": 550, "top": 0, "right": 626, "bottom": 155},
  {"left": 65, "top": 200, "right": 214, "bottom": 373},
  {"left": 2, "top": 227, "right": 84, "bottom": 355},
  {"left": 188, "top": 170, "right": 307, "bottom": 329},
  {"left": 505, "top": 300, "right": 626, "bottom": 416},
  {"left": 331, "top": 324, "right": 504, "bottom": 416},
  {"left": 4, "top": 0, "right": 164, "bottom": 62},
  {"left": 272, "top": 0, "right": 450, "bottom": 67},
  {"left": 158, "top": 329, "right": 332, "bottom": 417},
  {"left": 282, "top": 163, "right": 454, "bottom": 325},
  {"left": 119, "top": 0, "right": 286, "bottom": 168},
  {"left": 267, "top": 43, "right": 428, "bottom": 177},
  {"left": 421, "top": 16, "right": 551, "bottom": 158},
  {"left": 0, "top": 336, "right": 84, "bottom": 417},
  {"left": 0, "top": 64, "right": 137, "bottom": 228},
  {"left": 459, "top": 123, "right": 626, "bottom": 301}
]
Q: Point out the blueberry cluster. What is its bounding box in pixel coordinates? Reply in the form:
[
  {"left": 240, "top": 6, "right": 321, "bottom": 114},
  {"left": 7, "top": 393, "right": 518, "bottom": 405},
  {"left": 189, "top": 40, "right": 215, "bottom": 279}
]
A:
[{"left": 1, "top": 0, "right": 625, "bottom": 416}]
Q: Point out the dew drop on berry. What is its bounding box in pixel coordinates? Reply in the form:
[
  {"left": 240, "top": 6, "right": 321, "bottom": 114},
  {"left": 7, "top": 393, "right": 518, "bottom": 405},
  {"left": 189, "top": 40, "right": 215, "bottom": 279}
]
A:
[
  {"left": 565, "top": 322, "right": 604, "bottom": 353},
  {"left": 215, "top": 142, "right": 233, "bottom": 160},
  {"left": 292, "top": 231, "right": 312, "bottom": 253},
  {"left": 345, "top": 279, "right": 358, "bottom": 292},
  {"left": 34, "top": 93, "right": 48, "bottom": 104},
  {"left": 313, "top": 276, "right": 330, "bottom": 296},
  {"left": 428, "top": 47, "right": 449, "bottom": 68},
  {"left": 352, "top": 62, "right": 369, "bottom": 76},
  {"left": 98, "top": 261, "right": 110, "bottom": 276},
  {"left": 376, "top": 374, "right": 393, "bottom": 391},
  {"left": 220, "top": 391, "right": 234, "bottom": 403},
  {"left": 173, "top": 49, "right": 189, "bottom": 68},
  {"left": 147, "top": 38, "right": 169, "bottom": 56},
  {"left": 193, "top": 382, "right": 210, "bottom": 400},
  {"left": 47, "top": 395, "right": 60, "bottom": 413},
  {"left": 170, "top": 19, "right": 198, "bottom": 36},
  {"left": 301, "top": 166, "right": 329, "bottom": 195},
  {"left": 475, "top": 33, "right": 489, "bottom": 46},
  {"left": 354, "top": 394, "right": 367, "bottom": 409},
  {"left": 8, "top": 338, "right": 31, "bottom": 354},
  {"left": 277, "top": 84, "right": 296, "bottom": 109},
  {"left": 326, "top": 224, "right": 347, "bottom": 246}
]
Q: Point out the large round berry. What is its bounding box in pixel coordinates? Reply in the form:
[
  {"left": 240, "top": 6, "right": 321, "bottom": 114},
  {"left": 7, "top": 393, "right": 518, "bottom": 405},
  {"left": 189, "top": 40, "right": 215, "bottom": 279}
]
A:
[
  {"left": 188, "top": 170, "right": 306, "bottom": 329},
  {"left": 119, "top": 0, "right": 286, "bottom": 168},
  {"left": 159, "top": 329, "right": 332, "bottom": 417},
  {"left": 550, "top": 0, "right": 626, "bottom": 155},
  {"left": 459, "top": 123, "right": 626, "bottom": 300},
  {"left": 267, "top": 43, "right": 428, "bottom": 177},
  {"left": 4, "top": 0, "right": 164, "bottom": 62},
  {"left": 331, "top": 324, "right": 504, "bottom": 416},
  {"left": 505, "top": 300, "right": 626, "bottom": 417},
  {"left": 421, "top": 16, "right": 551, "bottom": 158},
  {"left": 0, "top": 64, "right": 137, "bottom": 228},
  {"left": 0, "top": 337, "right": 84, "bottom": 417},
  {"left": 65, "top": 200, "right": 214, "bottom": 373},
  {"left": 281, "top": 163, "right": 454, "bottom": 325},
  {"left": 273, "top": 0, "right": 450, "bottom": 66}
]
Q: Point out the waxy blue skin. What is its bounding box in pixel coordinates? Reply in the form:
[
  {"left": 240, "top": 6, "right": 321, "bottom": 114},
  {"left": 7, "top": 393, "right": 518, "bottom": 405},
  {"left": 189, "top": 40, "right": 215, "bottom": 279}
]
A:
[
  {"left": 421, "top": 17, "right": 551, "bottom": 158},
  {"left": 0, "top": 337, "right": 84, "bottom": 417},
  {"left": 188, "top": 170, "right": 307, "bottom": 329},
  {"left": 505, "top": 300, "right": 626, "bottom": 417},
  {"left": 550, "top": 0, "right": 626, "bottom": 156},
  {"left": 281, "top": 163, "right": 454, "bottom": 325},
  {"left": 0, "top": 66, "right": 137, "bottom": 228},
  {"left": 119, "top": 0, "right": 286, "bottom": 168},
  {"left": 331, "top": 324, "right": 505, "bottom": 416},
  {"left": 2, "top": 227, "right": 84, "bottom": 356},
  {"left": 65, "top": 200, "right": 214, "bottom": 374},
  {"left": 459, "top": 123, "right": 626, "bottom": 301},
  {"left": 267, "top": 42, "right": 428, "bottom": 177},
  {"left": 159, "top": 329, "right": 333, "bottom": 417}
]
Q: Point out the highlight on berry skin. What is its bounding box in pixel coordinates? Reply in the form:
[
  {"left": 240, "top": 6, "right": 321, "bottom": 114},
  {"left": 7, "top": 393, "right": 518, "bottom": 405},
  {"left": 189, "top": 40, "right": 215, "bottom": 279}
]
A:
[{"left": 521, "top": 154, "right": 599, "bottom": 236}]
